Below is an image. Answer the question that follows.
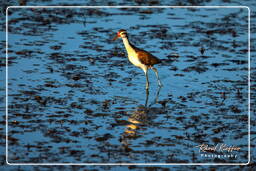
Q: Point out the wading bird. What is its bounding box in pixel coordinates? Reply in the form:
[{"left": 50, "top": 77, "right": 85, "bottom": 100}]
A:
[{"left": 113, "top": 29, "right": 163, "bottom": 90}]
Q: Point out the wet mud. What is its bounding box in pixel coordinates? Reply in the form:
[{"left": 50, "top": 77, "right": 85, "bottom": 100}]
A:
[{"left": 1, "top": 6, "right": 251, "bottom": 164}]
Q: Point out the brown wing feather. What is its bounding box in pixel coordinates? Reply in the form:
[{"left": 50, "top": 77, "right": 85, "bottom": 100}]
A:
[
  {"left": 136, "top": 50, "right": 160, "bottom": 66},
  {"left": 129, "top": 43, "right": 161, "bottom": 66}
]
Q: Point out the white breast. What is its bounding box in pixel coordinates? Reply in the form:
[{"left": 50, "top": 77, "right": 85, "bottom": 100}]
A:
[
  {"left": 128, "top": 54, "right": 143, "bottom": 68},
  {"left": 122, "top": 37, "right": 145, "bottom": 68}
]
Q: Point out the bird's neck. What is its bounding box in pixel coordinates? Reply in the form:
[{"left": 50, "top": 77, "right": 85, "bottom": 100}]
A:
[{"left": 122, "top": 36, "right": 135, "bottom": 54}]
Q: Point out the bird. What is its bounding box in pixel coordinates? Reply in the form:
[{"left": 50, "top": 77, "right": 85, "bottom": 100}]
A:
[{"left": 113, "top": 29, "right": 163, "bottom": 90}]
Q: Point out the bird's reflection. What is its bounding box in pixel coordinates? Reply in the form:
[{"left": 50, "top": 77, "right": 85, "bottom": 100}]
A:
[{"left": 120, "top": 87, "right": 162, "bottom": 152}]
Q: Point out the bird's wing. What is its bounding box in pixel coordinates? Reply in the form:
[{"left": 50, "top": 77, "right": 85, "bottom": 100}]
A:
[{"left": 136, "top": 50, "right": 161, "bottom": 66}]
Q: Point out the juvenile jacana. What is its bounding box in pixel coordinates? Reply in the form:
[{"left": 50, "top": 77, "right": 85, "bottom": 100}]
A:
[{"left": 113, "top": 29, "right": 163, "bottom": 90}]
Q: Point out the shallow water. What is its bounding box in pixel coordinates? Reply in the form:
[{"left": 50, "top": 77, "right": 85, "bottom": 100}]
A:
[{"left": 2, "top": 6, "right": 251, "bottom": 165}]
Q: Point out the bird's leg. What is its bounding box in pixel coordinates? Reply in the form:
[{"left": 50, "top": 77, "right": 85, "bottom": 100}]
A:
[
  {"left": 152, "top": 67, "right": 163, "bottom": 87},
  {"left": 145, "top": 88, "right": 149, "bottom": 107},
  {"left": 146, "top": 69, "right": 149, "bottom": 90},
  {"left": 149, "top": 86, "right": 162, "bottom": 107},
  {"left": 143, "top": 67, "right": 149, "bottom": 90},
  {"left": 155, "top": 86, "right": 161, "bottom": 104}
]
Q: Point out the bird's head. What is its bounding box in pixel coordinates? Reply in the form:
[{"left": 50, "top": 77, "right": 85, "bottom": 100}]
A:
[{"left": 113, "top": 29, "right": 127, "bottom": 41}]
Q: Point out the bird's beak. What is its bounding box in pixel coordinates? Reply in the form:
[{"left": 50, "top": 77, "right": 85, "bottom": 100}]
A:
[{"left": 112, "top": 35, "right": 119, "bottom": 41}]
